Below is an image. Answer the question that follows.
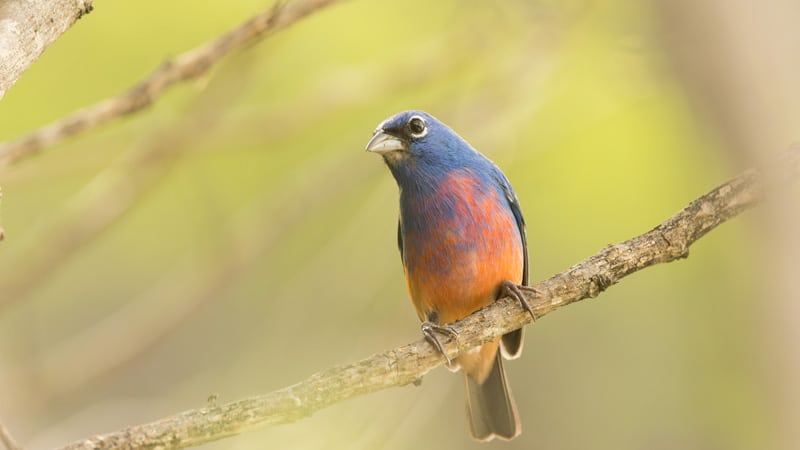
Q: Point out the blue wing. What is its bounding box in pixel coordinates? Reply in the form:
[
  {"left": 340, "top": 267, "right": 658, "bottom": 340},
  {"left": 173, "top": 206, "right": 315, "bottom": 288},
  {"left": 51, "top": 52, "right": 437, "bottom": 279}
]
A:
[
  {"left": 493, "top": 169, "right": 528, "bottom": 286},
  {"left": 492, "top": 167, "right": 529, "bottom": 359}
]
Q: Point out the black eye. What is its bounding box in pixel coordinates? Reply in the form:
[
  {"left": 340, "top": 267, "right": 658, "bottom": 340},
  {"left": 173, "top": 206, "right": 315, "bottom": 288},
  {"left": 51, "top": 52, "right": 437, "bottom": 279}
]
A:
[{"left": 407, "top": 116, "right": 428, "bottom": 138}]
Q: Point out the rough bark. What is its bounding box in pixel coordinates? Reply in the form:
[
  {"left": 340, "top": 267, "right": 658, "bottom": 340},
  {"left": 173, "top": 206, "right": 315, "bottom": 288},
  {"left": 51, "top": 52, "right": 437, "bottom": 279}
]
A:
[{"left": 0, "top": 0, "right": 94, "bottom": 99}]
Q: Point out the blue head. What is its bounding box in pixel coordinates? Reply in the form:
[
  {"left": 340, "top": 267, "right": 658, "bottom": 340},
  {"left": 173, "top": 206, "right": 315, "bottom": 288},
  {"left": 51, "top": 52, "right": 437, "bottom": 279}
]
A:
[{"left": 365, "top": 110, "right": 489, "bottom": 191}]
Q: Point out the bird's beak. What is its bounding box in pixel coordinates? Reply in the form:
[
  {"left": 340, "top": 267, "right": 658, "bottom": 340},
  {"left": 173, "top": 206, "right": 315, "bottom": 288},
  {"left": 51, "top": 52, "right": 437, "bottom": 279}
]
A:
[{"left": 365, "top": 131, "right": 406, "bottom": 154}]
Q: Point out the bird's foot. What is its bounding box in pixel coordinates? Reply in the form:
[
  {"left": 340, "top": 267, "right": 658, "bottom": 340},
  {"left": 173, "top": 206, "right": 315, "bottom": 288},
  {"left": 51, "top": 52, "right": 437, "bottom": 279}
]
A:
[
  {"left": 420, "top": 321, "right": 459, "bottom": 367},
  {"left": 501, "top": 280, "right": 540, "bottom": 321}
]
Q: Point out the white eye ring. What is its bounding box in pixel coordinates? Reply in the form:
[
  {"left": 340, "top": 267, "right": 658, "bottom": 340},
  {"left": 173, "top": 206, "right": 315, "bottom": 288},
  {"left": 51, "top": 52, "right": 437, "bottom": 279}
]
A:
[{"left": 407, "top": 115, "right": 428, "bottom": 139}]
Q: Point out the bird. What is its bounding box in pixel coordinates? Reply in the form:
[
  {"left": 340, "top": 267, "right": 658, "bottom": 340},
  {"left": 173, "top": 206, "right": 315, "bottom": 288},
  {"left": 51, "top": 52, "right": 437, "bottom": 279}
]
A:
[{"left": 366, "top": 110, "right": 536, "bottom": 441}]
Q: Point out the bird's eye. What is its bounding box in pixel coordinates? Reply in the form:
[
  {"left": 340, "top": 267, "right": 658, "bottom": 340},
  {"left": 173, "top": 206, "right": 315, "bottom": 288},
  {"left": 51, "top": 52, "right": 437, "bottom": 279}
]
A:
[{"left": 407, "top": 116, "right": 428, "bottom": 138}]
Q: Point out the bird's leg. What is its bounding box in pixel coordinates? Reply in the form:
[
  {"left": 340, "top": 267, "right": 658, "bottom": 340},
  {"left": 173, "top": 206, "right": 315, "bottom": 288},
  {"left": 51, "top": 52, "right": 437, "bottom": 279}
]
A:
[
  {"left": 420, "top": 321, "right": 459, "bottom": 367},
  {"left": 500, "top": 280, "right": 540, "bottom": 321}
]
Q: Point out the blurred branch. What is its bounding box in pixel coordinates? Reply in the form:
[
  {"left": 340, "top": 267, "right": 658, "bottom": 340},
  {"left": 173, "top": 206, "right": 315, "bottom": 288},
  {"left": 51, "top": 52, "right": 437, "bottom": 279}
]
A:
[
  {"left": 0, "top": 0, "right": 93, "bottom": 99},
  {"left": 0, "top": 0, "right": 343, "bottom": 167},
  {"left": 0, "top": 126, "right": 193, "bottom": 306},
  {"left": 57, "top": 149, "right": 800, "bottom": 450},
  {"left": 4, "top": 152, "right": 376, "bottom": 410},
  {"left": 0, "top": 186, "right": 4, "bottom": 242},
  {"left": 0, "top": 419, "right": 20, "bottom": 450},
  {"left": 0, "top": 57, "right": 254, "bottom": 309}
]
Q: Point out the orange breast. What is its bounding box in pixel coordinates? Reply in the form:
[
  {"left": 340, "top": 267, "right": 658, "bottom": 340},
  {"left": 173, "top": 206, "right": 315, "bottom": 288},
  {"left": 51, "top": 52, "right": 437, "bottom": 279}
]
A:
[{"left": 401, "top": 170, "right": 524, "bottom": 325}]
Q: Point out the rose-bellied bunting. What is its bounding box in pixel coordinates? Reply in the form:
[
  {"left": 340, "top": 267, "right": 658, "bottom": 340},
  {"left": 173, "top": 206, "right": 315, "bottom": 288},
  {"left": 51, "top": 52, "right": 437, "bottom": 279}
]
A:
[{"left": 366, "top": 111, "right": 536, "bottom": 441}]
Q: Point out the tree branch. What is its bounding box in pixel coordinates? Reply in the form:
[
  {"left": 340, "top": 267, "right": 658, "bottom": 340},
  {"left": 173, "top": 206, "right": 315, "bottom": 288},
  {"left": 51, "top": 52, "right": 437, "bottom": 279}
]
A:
[
  {"left": 0, "top": 186, "right": 4, "bottom": 242},
  {"left": 0, "top": 418, "right": 20, "bottom": 450},
  {"left": 0, "top": 0, "right": 343, "bottom": 167},
  {"left": 56, "top": 149, "right": 800, "bottom": 450},
  {"left": 0, "top": 60, "right": 252, "bottom": 310},
  {"left": 1, "top": 152, "right": 373, "bottom": 408},
  {"left": 0, "top": 0, "right": 93, "bottom": 99}
]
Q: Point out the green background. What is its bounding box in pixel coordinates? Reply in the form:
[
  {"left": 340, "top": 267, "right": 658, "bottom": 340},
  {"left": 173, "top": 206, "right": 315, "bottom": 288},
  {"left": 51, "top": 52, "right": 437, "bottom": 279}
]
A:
[{"left": 0, "top": 1, "right": 790, "bottom": 449}]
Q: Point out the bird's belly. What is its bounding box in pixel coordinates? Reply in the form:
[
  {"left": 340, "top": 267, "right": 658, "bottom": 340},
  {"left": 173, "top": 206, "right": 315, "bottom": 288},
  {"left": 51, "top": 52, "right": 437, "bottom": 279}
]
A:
[{"left": 402, "top": 209, "right": 523, "bottom": 325}]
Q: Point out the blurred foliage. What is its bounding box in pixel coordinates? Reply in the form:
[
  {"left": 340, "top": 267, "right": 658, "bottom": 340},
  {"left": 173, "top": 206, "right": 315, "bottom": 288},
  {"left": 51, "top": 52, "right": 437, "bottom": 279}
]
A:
[{"left": 0, "top": 1, "right": 780, "bottom": 449}]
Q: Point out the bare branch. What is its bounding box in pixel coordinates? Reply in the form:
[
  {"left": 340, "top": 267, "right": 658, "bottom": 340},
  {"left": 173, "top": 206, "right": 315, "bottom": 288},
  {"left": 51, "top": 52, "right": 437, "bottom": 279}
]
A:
[
  {"left": 0, "top": 50, "right": 264, "bottom": 315},
  {"left": 0, "top": 82, "right": 234, "bottom": 310},
  {"left": 2, "top": 152, "right": 373, "bottom": 406},
  {"left": 0, "top": 418, "right": 21, "bottom": 450},
  {"left": 0, "top": 186, "right": 4, "bottom": 242},
  {"left": 0, "top": 0, "right": 343, "bottom": 167},
  {"left": 0, "top": 0, "right": 93, "bottom": 99},
  {"left": 56, "top": 149, "right": 799, "bottom": 450}
]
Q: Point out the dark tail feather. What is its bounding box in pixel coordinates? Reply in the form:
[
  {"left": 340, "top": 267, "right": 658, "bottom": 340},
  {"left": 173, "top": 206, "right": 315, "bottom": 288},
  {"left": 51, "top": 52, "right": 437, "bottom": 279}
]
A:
[
  {"left": 501, "top": 328, "right": 524, "bottom": 359},
  {"left": 464, "top": 353, "right": 521, "bottom": 441}
]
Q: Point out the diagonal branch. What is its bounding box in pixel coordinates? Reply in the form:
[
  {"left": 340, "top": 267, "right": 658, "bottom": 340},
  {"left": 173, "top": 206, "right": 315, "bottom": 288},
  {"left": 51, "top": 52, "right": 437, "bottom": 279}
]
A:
[
  {"left": 2, "top": 152, "right": 375, "bottom": 409},
  {"left": 0, "top": 63, "right": 248, "bottom": 310},
  {"left": 0, "top": 418, "right": 21, "bottom": 450},
  {"left": 0, "top": 0, "right": 343, "bottom": 167},
  {"left": 56, "top": 149, "right": 800, "bottom": 450}
]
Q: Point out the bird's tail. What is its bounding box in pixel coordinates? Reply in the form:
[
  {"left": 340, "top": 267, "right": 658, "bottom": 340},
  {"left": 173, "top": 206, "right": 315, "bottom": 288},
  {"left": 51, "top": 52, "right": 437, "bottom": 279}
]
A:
[{"left": 464, "top": 352, "right": 521, "bottom": 441}]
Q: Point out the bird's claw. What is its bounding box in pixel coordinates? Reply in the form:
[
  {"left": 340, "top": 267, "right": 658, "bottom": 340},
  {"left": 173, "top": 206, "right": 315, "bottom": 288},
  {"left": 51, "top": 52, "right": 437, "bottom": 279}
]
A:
[
  {"left": 421, "top": 321, "right": 459, "bottom": 367},
  {"left": 501, "top": 280, "right": 540, "bottom": 321}
]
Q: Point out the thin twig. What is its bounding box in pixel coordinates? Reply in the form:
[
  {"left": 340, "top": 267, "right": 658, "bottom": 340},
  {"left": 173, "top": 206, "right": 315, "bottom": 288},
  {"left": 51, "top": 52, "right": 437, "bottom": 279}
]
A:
[
  {"left": 0, "top": 0, "right": 343, "bottom": 167},
  {"left": 0, "top": 419, "right": 21, "bottom": 450},
  {"left": 5, "top": 152, "right": 376, "bottom": 407},
  {"left": 56, "top": 149, "right": 799, "bottom": 450},
  {"left": 0, "top": 186, "right": 4, "bottom": 242},
  {"left": 0, "top": 69, "right": 244, "bottom": 310}
]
